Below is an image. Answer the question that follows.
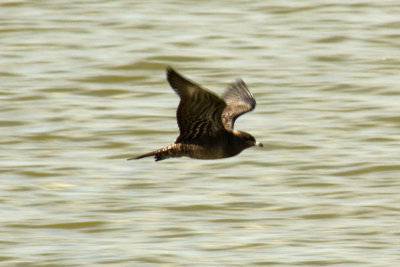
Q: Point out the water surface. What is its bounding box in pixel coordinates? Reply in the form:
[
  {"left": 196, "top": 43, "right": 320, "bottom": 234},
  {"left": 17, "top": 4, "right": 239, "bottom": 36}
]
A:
[{"left": 1, "top": 0, "right": 400, "bottom": 266}]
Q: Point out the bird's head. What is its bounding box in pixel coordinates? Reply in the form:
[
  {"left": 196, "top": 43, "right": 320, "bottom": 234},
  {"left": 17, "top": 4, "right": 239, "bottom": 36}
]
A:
[{"left": 233, "top": 130, "right": 263, "bottom": 148}]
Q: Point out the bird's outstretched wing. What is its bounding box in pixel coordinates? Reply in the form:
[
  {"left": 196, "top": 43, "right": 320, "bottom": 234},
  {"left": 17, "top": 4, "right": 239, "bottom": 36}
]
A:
[
  {"left": 166, "top": 67, "right": 227, "bottom": 144},
  {"left": 221, "top": 79, "right": 256, "bottom": 130}
]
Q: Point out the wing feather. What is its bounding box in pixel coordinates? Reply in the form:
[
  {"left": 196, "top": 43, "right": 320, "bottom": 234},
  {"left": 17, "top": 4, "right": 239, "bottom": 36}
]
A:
[
  {"left": 166, "top": 67, "right": 227, "bottom": 144},
  {"left": 221, "top": 79, "right": 256, "bottom": 130}
]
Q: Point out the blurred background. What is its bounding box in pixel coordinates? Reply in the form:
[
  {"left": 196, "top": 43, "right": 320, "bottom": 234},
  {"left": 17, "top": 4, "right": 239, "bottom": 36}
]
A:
[{"left": 1, "top": 0, "right": 400, "bottom": 265}]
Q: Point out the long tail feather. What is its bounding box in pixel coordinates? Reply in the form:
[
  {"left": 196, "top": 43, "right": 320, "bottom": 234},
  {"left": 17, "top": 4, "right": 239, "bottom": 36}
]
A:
[
  {"left": 127, "top": 144, "right": 182, "bottom": 162},
  {"left": 127, "top": 151, "right": 157, "bottom": 160}
]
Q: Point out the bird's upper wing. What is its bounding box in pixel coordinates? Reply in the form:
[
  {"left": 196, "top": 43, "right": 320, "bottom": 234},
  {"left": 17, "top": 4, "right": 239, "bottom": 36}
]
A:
[
  {"left": 166, "top": 67, "right": 227, "bottom": 144},
  {"left": 221, "top": 79, "right": 256, "bottom": 130}
]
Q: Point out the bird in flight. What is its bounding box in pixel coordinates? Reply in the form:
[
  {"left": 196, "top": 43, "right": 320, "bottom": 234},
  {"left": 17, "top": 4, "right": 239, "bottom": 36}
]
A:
[{"left": 129, "top": 67, "right": 262, "bottom": 161}]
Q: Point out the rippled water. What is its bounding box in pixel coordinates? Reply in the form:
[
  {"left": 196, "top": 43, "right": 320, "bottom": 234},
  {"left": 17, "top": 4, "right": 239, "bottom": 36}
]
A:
[{"left": 1, "top": 0, "right": 400, "bottom": 266}]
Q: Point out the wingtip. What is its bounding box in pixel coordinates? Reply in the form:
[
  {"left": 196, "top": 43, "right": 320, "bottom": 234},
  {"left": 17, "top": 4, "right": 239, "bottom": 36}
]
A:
[
  {"left": 165, "top": 66, "right": 193, "bottom": 96},
  {"left": 166, "top": 66, "right": 179, "bottom": 83},
  {"left": 166, "top": 65, "right": 175, "bottom": 76},
  {"left": 233, "top": 78, "right": 248, "bottom": 89}
]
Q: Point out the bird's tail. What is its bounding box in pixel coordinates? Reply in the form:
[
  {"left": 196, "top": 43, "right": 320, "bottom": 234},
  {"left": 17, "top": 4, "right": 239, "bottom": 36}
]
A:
[{"left": 127, "top": 144, "right": 182, "bottom": 162}]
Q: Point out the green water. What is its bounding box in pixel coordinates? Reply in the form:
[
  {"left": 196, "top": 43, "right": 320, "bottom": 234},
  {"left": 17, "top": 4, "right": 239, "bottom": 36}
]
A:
[{"left": 1, "top": 0, "right": 400, "bottom": 266}]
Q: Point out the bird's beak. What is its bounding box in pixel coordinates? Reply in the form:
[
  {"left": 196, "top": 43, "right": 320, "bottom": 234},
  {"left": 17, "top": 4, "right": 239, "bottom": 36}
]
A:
[{"left": 255, "top": 142, "right": 263, "bottom": 147}]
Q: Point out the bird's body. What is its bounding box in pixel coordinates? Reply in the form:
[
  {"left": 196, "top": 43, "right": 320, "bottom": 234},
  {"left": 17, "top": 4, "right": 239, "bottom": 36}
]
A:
[{"left": 130, "top": 67, "right": 262, "bottom": 161}]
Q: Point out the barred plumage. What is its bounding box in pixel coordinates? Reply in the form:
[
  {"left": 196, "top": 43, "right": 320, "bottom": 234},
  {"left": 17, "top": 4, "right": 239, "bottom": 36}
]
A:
[{"left": 129, "top": 67, "right": 262, "bottom": 162}]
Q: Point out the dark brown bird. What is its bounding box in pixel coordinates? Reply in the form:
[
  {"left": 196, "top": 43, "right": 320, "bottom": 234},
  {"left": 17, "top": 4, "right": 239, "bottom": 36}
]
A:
[{"left": 129, "top": 67, "right": 262, "bottom": 161}]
